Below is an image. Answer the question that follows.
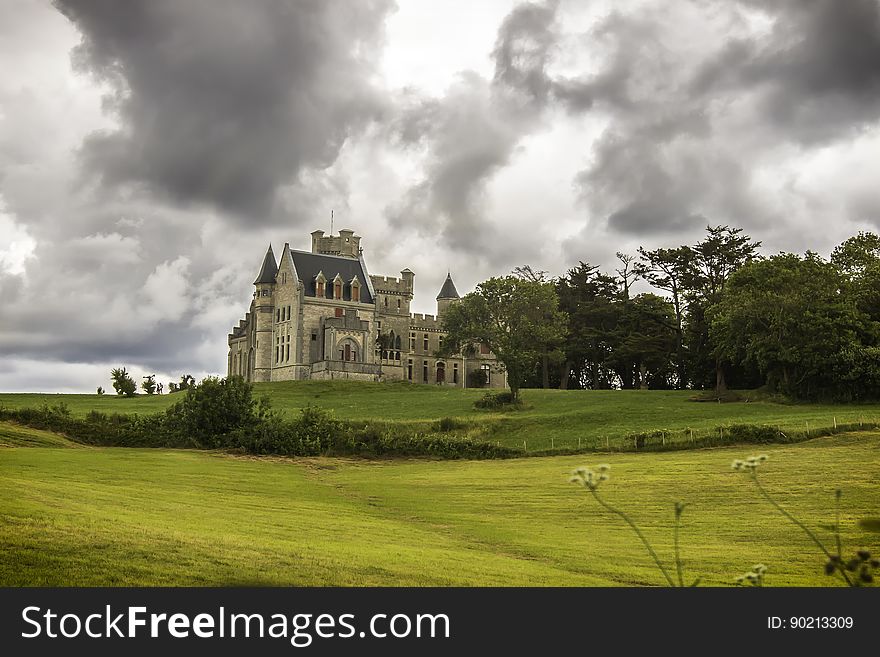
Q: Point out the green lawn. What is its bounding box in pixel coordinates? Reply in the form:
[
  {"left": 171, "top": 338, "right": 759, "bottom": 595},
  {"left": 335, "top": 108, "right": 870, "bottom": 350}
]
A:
[
  {"left": 2, "top": 431, "right": 878, "bottom": 586},
  {"left": 4, "top": 381, "right": 880, "bottom": 450}
]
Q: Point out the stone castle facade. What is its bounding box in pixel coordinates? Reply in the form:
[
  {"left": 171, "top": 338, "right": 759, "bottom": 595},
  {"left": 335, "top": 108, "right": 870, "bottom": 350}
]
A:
[{"left": 227, "top": 228, "right": 507, "bottom": 388}]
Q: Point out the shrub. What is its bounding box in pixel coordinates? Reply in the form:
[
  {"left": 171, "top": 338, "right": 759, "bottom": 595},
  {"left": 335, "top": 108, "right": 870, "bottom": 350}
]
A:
[
  {"left": 165, "top": 375, "right": 261, "bottom": 448},
  {"left": 436, "top": 417, "right": 466, "bottom": 432},
  {"left": 468, "top": 369, "right": 488, "bottom": 388},
  {"left": 474, "top": 391, "right": 522, "bottom": 410}
]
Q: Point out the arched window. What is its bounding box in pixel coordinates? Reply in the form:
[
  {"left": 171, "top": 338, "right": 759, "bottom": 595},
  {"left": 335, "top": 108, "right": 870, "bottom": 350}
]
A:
[
  {"left": 394, "top": 335, "right": 401, "bottom": 360},
  {"left": 436, "top": 362, "right": 446, "bottom": 384}
]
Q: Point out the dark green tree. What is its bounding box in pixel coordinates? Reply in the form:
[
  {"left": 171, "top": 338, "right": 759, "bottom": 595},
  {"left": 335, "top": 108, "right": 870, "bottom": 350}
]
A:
[
  {"left": 637, "top": 245, "right": 694, "bottom": 388},
  {"left": 710, "top": 252, "right": 876, "bottom": 400},
  {"left": 141, "top": 374, "right": 157, "bottom": 395},
  {"left": 110, "top": 367, "right": 137, "bottom": 397},
  {"left": 556, "top": 263, "right": 622, "bottom": 389},
  {"left": 682, "top": 225, "right": 762, "bottom": 393}
]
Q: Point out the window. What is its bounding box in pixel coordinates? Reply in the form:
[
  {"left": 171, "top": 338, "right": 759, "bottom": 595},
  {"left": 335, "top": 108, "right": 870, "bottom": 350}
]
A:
[
  {"left": 453, "top": 363, "right": 459, "bottom": 384},
  {"left": 480, "top": 343, "right": 490, "bottom": 355},
  {"left": 481, "top": 363, "right": 491, "bottom": 385},
  {"left": 397, "top": 298, "right": 401, "bottom": 310},
  {"left": 286, "top": 305, "right": 291, "bottom": 320},
  {"left": 409, "top": 332, "right": 415, "bottom": 350},
  {"left": 334, "top": 282, "right": 342, "bottom": 299},
  {"left": 423, "top": 361, "right": 428, "bottom": 383},
  {"left": 311, "top": 333, "right": 317, "bottom": 341},
  {"left": 276, "top": 309, "right": 280, "bottom": 323},
  {"left": 436, "top": 362, "right": 445, "bottom": 384},
  {"left": 352, "top": 282, "right": 360, "bottom": 302},
  {"left": 335, "top": 307, "right": 343, "bottom": 318},
  {"left": 423, "top": 334, "right": 429, "bottom": 351},
  {"left": 317, "top": 281, "right": 325, "bottom": 296},
  {"left": 407, "top": 359, "right": 413, "bottom": 381},
  {"left": 384, "top": 296, "right": 388, "bottom": 307}
]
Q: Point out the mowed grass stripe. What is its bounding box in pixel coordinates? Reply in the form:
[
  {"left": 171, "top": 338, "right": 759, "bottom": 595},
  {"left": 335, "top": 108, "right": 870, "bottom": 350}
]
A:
[
  {"left": 2, "top": 432, "right": 878, "bottom": 586},
  {"left": 0, "top": 447, "right": 607, "bottom": 586},
  {"left": 0, "top": 421, "right": 80, "bottom": 448}
]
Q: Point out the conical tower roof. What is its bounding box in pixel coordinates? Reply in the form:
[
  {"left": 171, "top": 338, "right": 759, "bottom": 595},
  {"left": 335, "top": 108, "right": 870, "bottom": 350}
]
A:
[
  {"left": 253, "top": 244, "right": 278, "bottom": 284},
  {"left": 436, "top": 272, "right": 460, "bottom": 300}
]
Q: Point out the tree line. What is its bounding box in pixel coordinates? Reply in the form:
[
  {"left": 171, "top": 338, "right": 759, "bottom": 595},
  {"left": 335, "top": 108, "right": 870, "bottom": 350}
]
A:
[{"left": 441, "top": 227, "right": 880, "bottom": 402}]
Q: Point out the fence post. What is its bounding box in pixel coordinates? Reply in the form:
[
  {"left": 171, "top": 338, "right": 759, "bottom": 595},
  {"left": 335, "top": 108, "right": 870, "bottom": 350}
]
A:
[
  {"left": 551, "top": 437, "right": 554, "bottom": 449},
  {"left": 578, "top": 437, "right": 582, "bottom": 449},
  {"left": 833, "top": 416, "right": 837, "bottom": 429}
]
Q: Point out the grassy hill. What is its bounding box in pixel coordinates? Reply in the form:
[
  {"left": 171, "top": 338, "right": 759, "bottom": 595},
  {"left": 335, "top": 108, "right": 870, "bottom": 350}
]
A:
[
  {"left": 1, "top": 431, "right": 877, "bottom": 586},
  {"left": 3, "top": 381, "right": 880, "bottom": 451},
  {"left": 0, "top": 421, "right": 79, "bottom": 448}
]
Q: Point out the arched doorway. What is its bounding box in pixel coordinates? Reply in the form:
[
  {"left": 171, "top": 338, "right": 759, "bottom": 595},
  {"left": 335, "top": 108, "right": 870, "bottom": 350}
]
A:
[{"left": 436, "top": 361, "right": 446, "bottom": 384}]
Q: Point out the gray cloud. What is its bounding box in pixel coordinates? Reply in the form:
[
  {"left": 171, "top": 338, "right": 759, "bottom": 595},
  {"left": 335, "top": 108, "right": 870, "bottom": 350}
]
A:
[
  {"left": 385, "top": 1, "right": 559, "bottom": 260},
  {"left": 55, "top": 0, "right": 393, "bottom": 221},
  {"left": 566, "top": 0, "right": 880, "bottom": 242},
  {"left": 695, "top": 0, "right": 880, "bottom": 144}
]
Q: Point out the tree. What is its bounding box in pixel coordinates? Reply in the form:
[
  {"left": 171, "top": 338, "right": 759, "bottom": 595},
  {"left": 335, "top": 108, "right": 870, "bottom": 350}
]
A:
[
  {"left": 637, "top": 245, "right": 693, "bottom": 388},
  {"left": 96, "top": 386, "right": 104, "bottom": 395},
  {"left": 512, "top": 264, "right": 560, "bottom": 387},
  {"left": 110, "top": 367, "right": 137, "bottom": 397},
  {"left": 710, "top": 252, "right": 876, "bottom": 401},
  {"left": 607, "top": 293, "right": 678, "bottom": 390},
  {"left": 440, "top": 276, "right": 568, "bottom": 400},
  {"left": 141, "top": 374, "right": 157, "bottom": 395},
  {"left": 683, "top": 225, "right": 761, "bottom": 393}
]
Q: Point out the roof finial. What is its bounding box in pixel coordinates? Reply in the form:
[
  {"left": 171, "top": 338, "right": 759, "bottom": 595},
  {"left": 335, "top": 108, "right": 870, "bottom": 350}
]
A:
[{"left": 330, "top": 209, "right": 334, "bottom": 236}]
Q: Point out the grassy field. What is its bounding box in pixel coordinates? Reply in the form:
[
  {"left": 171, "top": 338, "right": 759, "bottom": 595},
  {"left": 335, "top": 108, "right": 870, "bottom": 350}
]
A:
[
  {"left": 4, "top": 381, "right": 880, "bottom": 450},
  {"left": 2, "top": 429, "right": 878, "bottom": 586}
]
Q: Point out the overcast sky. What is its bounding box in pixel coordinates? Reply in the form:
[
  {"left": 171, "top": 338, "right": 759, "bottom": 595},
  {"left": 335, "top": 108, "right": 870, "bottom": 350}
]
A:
[{"left": 2, "top": 0, "right": 880, "bottom": 392}]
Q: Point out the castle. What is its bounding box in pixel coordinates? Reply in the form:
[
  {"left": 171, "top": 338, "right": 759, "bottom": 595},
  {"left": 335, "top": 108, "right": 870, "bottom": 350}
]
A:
[{"left": 227, "top": 228, "right": 507, "bottom": 388}]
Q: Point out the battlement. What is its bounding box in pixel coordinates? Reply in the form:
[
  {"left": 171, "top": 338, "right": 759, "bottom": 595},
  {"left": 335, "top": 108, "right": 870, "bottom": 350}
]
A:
[
  {"left": 370, "top": 274, "right": 413, "bottom": 294},
  {"left": 311, "top": 228, "right": 361, "bottom": 259},
  {"left": 411, "top": 313, "right": 440, "bottom": 324}
]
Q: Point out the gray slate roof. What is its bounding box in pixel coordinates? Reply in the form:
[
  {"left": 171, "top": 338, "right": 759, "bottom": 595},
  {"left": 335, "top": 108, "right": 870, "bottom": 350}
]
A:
[
  {"left": 290, "top": 249, "right": 373, "bottom": 303},
  {"left": 436, "top": 273, "right": 460, "bottom": 299},
  {"left": 253, "top": 245, "right": 278, "bottom": 284}
]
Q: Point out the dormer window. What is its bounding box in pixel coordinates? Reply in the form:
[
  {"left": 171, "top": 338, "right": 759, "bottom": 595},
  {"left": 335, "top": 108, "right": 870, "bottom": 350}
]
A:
[
  {"left": 333, "top": 274, "right": 343, "bottom": 300},
  {"left": 350, "top": 276, "right": 361, "bottom": 303},
  {"left": 315, "top": 271, "right": 326, "bottom": 297}
]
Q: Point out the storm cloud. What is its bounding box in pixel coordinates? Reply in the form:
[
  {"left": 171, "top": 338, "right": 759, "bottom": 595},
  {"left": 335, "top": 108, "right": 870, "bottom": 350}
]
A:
[{"left": 55, "top": 0, "right": 393, "bottom": 220}]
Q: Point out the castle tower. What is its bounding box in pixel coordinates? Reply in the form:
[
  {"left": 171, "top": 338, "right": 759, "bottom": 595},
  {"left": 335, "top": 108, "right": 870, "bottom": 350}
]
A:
[
  {"left": 436, "top": 272, "right": 460, "bottom": 317},
  {"left": 310, "top": 228, "right": 361, "bottom": 258},
  {"left": 252, "top": 244, "right": 278, "bottom": 382}
]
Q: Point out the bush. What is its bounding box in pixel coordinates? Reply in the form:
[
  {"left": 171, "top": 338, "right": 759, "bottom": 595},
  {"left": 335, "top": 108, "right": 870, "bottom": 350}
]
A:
[
  {"left": 436, "top": 417, "right": 467, "bottom": 432},
  {"left": 468, "top": 369, "right": 488, "bottom": 388},
  {"left": 474, "top": 391, "right": 522, "bottom": 410},
  {"left": 165, "top": 375, "right": 262, "bottom": 448}
]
